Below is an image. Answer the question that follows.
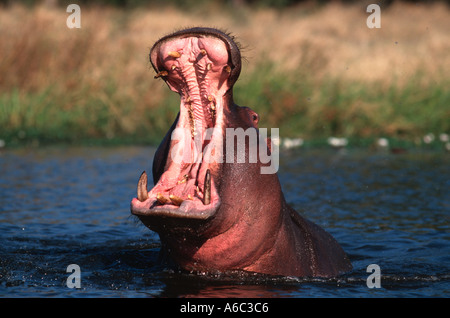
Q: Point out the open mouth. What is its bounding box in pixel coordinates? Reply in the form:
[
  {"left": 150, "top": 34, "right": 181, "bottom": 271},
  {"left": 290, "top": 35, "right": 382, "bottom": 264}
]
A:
[{"left": 131, "top": 31, "right": 235, "bottom": 220}]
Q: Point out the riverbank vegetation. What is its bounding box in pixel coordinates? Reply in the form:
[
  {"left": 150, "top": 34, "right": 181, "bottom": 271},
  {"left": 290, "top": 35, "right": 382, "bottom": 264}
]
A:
[{"left": 1, "top": 1, "right": 449, "bottom": 148}]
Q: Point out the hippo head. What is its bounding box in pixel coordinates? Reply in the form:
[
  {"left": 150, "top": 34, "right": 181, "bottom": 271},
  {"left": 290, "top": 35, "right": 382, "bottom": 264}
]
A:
[
  {"left": 130, "top": 28, "right": 352, "bottom": 277},
  {"left": 131, "top": 28, "right": 260, "bottom": 229}
]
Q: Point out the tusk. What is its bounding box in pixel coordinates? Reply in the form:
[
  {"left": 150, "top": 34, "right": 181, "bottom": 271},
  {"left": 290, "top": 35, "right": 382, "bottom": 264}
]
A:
[
  {"left": 137, "top": 171, "right": 149, "bottom": 202},
  {"left": 204, "top": 169, "right": 211, "bottom": 205}
]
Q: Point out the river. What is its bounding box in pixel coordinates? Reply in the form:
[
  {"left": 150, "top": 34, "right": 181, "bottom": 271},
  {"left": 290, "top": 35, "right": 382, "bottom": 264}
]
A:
[{"left": 0, "top": 146, "right": 448, "bottom": 298}]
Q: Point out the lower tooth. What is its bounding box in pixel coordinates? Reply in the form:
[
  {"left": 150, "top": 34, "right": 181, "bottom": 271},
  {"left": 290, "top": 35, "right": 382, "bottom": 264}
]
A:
[
  {"left": 156, "top": 193, "right": 169, "bottom": 205},
  {"left": 169, "top": 194, "right": 184, "bottom": 206}
]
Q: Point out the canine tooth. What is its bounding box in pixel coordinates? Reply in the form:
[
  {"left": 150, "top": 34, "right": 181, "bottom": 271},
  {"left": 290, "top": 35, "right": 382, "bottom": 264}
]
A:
[
  {"left": 154, "top": 70, "right": 168, "bottom": 79},
  {"left": 156, "top": 193, "right": 169, "bottom": 205},
  {"left": 169, "top": 194, "right": 184, "bottom": 206},
  {"left": 137, "top": 171, "right": 148, "bottom": 202},
  {"left": 168, "top": 51, "right": 181, "bottom": 58},
  {"left": 204, "top": 169, "right": 211, "bottom": 205}
]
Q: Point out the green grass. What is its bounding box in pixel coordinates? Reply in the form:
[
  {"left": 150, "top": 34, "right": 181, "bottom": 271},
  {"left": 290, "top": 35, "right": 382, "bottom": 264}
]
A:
[
  {"left": 235, "top": 64, "right": 450, "bottom": 145},
  {"left": 1, "top": 63, "right": 449, "bottom": 149},
  {"left": 1, "top": 2, "right": 449, "bottom": 149},
  {"left": 0, "top": 85, "right": 178, "bottom": 147}
]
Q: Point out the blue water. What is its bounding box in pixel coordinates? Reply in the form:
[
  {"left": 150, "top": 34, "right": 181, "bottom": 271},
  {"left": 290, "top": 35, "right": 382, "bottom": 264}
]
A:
[{"left": 0, "top": 146, "right": 448, "bottom": 297}]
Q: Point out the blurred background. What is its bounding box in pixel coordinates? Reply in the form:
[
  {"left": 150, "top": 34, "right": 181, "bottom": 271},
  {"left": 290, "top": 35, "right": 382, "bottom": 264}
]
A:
[{"left": 0, "top": 0, "right": 449, "bottom": 148}]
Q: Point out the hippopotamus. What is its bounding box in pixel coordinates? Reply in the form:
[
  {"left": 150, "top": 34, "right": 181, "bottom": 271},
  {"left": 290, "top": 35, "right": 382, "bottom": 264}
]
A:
[{"left": 130, "top": 27, "right": 352, "bottom": 277}]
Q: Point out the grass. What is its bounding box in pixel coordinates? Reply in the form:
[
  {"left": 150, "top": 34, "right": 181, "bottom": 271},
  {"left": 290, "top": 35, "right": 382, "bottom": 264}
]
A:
[
  {"left": 236, "top": 64, "right": 450, "bottom": 142},
  {"left": 0, "top": 2, "right": 449, "bottom": 148}
]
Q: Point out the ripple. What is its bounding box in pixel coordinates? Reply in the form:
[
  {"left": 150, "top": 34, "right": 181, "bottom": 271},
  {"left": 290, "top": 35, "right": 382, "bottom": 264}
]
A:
[{"left": 1, "top": 147, "right": 449, "bottom": 297}]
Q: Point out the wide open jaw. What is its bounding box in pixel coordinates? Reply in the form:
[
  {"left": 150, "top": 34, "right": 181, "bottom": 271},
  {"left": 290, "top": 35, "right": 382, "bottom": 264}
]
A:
[
  {"left": 131, "top": 169, "right": 219, "bottom": 220},
  {"left": 131, "top": 30, "right": 236, "bottom": 220}
]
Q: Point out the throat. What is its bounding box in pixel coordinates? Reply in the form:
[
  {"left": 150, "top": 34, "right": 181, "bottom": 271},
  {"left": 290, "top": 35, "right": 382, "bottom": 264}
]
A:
[{"left": 144, "top": 35, "right": 234, "bottom": 211}]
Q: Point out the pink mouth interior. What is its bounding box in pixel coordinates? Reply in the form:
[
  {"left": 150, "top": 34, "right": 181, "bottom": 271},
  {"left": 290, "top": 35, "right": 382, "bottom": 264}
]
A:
[{"left": 132, "top": 35, "right": 232, "bottom": 218}]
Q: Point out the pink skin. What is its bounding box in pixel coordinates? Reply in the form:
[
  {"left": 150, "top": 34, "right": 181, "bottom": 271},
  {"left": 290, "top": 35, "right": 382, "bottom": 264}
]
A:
[
  {"left": 131, "top": 36, "right": 229, "bottom": 219},
  {"left": 130, "top": 28, "right": 352, "bottom": 277}
]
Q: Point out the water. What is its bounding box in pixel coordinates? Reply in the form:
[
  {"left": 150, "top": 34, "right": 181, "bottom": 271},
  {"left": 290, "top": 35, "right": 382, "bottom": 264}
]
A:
[{"left": 0, "top": 146, "right": 448, "bottom": 298}]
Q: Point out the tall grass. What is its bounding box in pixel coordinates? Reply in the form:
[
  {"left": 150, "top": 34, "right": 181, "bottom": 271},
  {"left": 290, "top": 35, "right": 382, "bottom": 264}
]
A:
[
  {"left": 0, "top": 2, "right": 449, "bottom": 147},
  {"left": 236, "top": 64, "right": 450, "bottom": 139}
]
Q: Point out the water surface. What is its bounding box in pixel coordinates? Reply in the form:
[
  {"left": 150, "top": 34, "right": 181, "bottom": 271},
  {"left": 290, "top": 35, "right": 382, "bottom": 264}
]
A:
[{"left": 0, "top": 146, "right": 448, "bottom": 297}]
